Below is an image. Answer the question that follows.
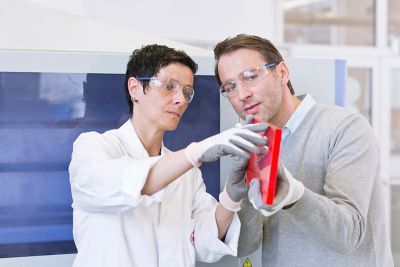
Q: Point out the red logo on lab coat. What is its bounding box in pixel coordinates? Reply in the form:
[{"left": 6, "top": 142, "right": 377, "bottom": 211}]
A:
[{"left": 190, "top": 231, "right": 195, "bottom": 245}]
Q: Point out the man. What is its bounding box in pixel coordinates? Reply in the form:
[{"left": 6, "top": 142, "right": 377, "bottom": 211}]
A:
[
  {"left": 69, "top": 44, "right": 268, "bottom": 267},
  {"left": 213, "top": 34, "right": 393, "bottom": 266}
]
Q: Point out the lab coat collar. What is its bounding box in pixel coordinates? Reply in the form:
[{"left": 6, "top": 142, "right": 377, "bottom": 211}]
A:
[
  {"left": 118, "top": 119, "right": 167, "bottom": 159},
  {"left": 117, "top": 120, "right": 182, "bottom": 199}
]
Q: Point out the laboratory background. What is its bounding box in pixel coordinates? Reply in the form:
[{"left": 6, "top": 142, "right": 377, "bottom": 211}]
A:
[{"left": 0, "top": 0, "right": 399, "bottom": 266}]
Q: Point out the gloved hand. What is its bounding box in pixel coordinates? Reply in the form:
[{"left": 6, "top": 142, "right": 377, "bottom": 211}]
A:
[
  {"left": 224, "top": 115, "right": 259, "bottom": 202},
  {"left": 225, "top": 156, "right": 249, "bottom": 202},
  {"left": 184, "top": 115, "right": 267, "bottom": 167},
  {"left": 248, "top": 164, "right": 304, "bottom": 216},
  {"left": 219, "top": 156, "right": 249, "bottom": 212},
  {"left": 219, "top": 115, "right": 263, "bottom": 211}
]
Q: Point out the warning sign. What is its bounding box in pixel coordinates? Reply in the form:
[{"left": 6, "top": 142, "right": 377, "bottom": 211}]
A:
[{"left": 243, "top": 258, "right": 252, "bottom": 267}]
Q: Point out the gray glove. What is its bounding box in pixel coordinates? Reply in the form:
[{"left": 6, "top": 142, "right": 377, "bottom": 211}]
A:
[
  {"left": 184, "top": 115, "right": 267, "bottom": 167},
  {"left": 248, "top": 163, "right": 305, "bottom": 216},
  {"left": 225, "top": 156, "right": 249, "bottom": 202},
  {"left": 225, "top": 115, "right": 259, "bottom": 202}
]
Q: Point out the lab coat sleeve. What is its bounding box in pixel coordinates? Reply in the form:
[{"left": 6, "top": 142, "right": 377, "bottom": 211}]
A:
[
  {"left": 69, "top": 132, "right": 164, "bottom": 213},
  {"left": 191, "top": 168, "right": 241, "bottom": 262}
]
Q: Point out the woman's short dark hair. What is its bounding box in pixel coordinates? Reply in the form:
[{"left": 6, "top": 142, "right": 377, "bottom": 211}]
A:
[{"left": 125, "top": 44, "right": 198, "bottom": 113}]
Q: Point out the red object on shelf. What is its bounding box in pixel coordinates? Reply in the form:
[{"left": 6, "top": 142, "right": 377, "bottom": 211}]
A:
[{"left": 245, "top": 117, "right": 282, "bottom": 205}]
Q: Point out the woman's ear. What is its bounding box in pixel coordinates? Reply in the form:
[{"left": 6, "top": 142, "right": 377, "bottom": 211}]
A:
[{"left": 128, "top": 77, "right": 139, "bottom": 102}]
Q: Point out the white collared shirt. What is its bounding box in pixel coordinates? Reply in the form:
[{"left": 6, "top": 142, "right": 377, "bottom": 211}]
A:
[{"left": 281, "top": 94, "right": 316, "bottom": 148}]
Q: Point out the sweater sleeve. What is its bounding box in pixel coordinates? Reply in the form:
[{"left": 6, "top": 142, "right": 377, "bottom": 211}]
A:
[
  {"left": 283, "top": 114, "right": 379, "bottom": 254},
  {"left": 236, "top": 198, "right": 264, "bottom": 257}
]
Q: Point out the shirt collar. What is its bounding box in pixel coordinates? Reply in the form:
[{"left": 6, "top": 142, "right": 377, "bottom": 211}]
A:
[{"left": 284, "top": 93, "right": 315, "bottom": 135}]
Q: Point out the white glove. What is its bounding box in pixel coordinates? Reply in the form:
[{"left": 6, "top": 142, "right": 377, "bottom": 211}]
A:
[
  {"left": 248, "top": 164, "right": 304, "bottom": 217},
  {"left": 184, "top": 118, "right": 267, "bottom": 167}
]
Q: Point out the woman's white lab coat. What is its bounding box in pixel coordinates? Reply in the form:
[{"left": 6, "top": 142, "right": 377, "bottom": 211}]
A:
[{"left": 69, "top": 120, "right": 240, "bottom": 267}]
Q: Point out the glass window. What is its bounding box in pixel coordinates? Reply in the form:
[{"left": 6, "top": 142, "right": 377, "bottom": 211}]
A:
[
  {"left": 345, "top": 68, "right": 372, "bottom": 122},
  {"left": 391, "top": 186, "right": 400, "bottom": 266},
  {"left": 391, "top": 68, "right": 400, "bottom": 266},
  {"left": 283, "top": 0, "right": 375, "bottom": 46},
  {"left": 391, "top": 69, "right": 400, "bottom": 154},
  {"left": 388, "top": 0, "right": 400, "bottom": 54}
]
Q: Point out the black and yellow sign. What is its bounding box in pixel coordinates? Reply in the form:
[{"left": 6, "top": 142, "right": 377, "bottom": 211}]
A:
[{"left": 243, "top": 258, "right": 252, "bottom": 267}]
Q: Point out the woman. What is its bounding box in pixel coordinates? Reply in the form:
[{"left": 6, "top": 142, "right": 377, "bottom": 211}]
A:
[{"left": 69, "top": 44, "right": 267, "bottom": 267}]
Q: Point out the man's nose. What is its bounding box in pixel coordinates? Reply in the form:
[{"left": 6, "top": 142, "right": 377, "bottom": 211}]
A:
[{"left": 237, "top": 82, "right": 253, "bottom": 101}]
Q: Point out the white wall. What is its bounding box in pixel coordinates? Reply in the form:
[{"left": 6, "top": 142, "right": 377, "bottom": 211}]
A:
[
  {"left": 0, "top": 0, "right": 214, "bottom": 57},
  {"left": 24, "top": 0, "right": 279, "bottom": 48}
]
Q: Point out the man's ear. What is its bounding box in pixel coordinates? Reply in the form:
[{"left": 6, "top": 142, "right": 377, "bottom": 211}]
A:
[
  {"left": 278, "top": 62, "right": 290, "bottom": 87},
  {"left": 128, "top": 77, "right": 139, "bottom": 100}
]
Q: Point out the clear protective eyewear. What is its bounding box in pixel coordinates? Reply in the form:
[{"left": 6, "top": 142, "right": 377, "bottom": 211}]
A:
[
  {"left": 219, "top": 63, "right": 277, "bottom": 98},
  {"left": 138, "top": 77, "right": 195, "bottom": 103}
]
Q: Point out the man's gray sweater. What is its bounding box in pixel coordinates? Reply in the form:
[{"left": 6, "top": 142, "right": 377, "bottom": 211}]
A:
[{"left": 238, "top": 103, "right": 394, "bottom": 266}]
